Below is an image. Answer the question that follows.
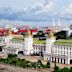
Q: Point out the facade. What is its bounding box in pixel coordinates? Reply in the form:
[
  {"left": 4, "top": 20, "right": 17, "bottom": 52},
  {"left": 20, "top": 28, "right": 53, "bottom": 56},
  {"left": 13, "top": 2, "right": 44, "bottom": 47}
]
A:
[{"left": 0, "top": 29, "right": 72, "bottom": 64}]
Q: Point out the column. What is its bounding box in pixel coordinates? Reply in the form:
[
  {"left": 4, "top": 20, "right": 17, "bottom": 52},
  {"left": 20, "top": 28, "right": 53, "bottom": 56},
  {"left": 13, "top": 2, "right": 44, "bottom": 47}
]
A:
[
  {"left": 62, "top": 59, "right": 64, "bottom": 64},
  {"left": 65, "top": 59, "right": 68, "bottom": 64},
  {"left": 51, "top": 57, "right": 52, "bottom": 62},
  {"left": 68, "top": 58, "right": 70, "bottom": 64},
  {"left": 56, "top": 58, "right": 58, "bottom": 63},
  {"left": 44, "top": 55, "right": 47, "bottom": 61}
]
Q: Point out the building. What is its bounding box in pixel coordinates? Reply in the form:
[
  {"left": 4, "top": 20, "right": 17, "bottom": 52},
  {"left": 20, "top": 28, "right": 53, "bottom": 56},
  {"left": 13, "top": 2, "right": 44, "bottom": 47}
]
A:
[
  {"left": 0, "top": 28, "right": 72, "bottom": 64},
  {"left": 44, "top": 31, "right": 72, "bottom": 64}
]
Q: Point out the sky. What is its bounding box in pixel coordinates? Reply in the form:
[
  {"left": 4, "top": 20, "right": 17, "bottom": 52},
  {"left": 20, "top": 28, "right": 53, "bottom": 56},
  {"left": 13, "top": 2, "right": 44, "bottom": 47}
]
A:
[
  {"left": 0, "top": 0, "right": 72, "bottom": 26},
  {"left": 0, "top": 0, "right": 71, "bottom": 14}
]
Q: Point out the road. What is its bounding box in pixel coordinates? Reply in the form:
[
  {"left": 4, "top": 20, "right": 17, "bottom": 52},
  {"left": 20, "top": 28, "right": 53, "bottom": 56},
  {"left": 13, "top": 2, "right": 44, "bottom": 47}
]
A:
[{"left": 0, "top": 64, "right": 53, "bottom": 72}]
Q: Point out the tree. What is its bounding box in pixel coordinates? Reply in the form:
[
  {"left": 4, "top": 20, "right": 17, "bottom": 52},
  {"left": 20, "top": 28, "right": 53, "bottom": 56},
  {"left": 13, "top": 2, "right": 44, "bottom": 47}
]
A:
[
  {"left": 46, "top": 61, "right": 50, "bottom": 68},
  {"left": 37, "top": 60, "right": 42, "bottom": 68},
  {"left": 54, "top": 66, "right": 60, "bottom": 72},
  {"left": 8, "top": 54, "right": 17, "bottom": 59},
  {"left": 69, "top": 67, "right": 72, "bottom": 72},
  {"left": 60, "top": 67, "right": 69, "bottom": 72},
  {"left": 47, "top": 61, "right": 50, "bottom": 65}
]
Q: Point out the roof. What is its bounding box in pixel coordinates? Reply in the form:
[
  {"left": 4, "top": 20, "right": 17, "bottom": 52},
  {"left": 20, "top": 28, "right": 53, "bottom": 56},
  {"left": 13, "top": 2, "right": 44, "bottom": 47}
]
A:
[
  {"left": 33, "top": 38, "right": 46, "bottom": 44},
  {"left": 54, "top": 39, "right": 72, "bottom": 46},
  {"left": 11, "top": 37, "right": 24, "bottom": 42},
  {"left": 18, "top": 29, "right": 38, "bottom": 33}
]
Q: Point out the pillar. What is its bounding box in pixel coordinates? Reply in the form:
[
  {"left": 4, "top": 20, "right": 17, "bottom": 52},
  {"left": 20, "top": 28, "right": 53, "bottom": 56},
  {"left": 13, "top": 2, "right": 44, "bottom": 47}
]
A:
[
  {"left": 68, "top": 58, "right": 70, "bottom": 64},
  {"left": 56, "top": 58, "right": 58, "bottom": 63},
  {"left": 59, "top": 58, "right": 61, "bottom": 63},
  {"left": 62, "top": 59, "right": 64, "bottom": 64}
]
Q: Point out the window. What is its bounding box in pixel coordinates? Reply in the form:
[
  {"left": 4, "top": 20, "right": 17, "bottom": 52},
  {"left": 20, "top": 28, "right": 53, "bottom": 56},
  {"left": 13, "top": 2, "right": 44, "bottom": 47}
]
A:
[
  {"left": 64, "top": 59, "right": 65, "bottom": 64},
  {"left": 58, "top": 58, "right": 59, "bottom": 63},
  {"left": 67, "top": 52, "right": 68, "bottom": 55},
  {"left": 70, "top": 48, "right": 71, "bottom": 50},
  {"left": 61, "top": 46, "right": 62, "bottom": 49},
  {"left": 44, "top": 48, "right": 45, "bottom": 51},
  {"left": 64, "top": 51, "right": 65, "bottom": 55},
  {"left": 55, "top": 58, "right": 56, "bottom": 62},
  {"left": 55, "top": 50, "right": 57, "bottom": 53},
  {"left": 61, "top": 51, "right": 62, "bottom": 54},
  {"left": 70, "top": 52, "right": 71, "bottom": 55},
  {"left": 67, "top": 47, "right": 68, "bottom": 50},
  {"left": 58, "top": 50, "right": 60, "bottom": 54},
  {"left": 61, "top": 59, "right": 62, "bottom": 63},
  {"left": 64, "top": 47, "right": 65, "bottom": 50}
]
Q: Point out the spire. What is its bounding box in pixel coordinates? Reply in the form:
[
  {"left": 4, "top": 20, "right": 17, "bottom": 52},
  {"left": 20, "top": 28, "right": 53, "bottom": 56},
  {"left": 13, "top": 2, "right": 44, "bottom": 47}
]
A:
[
  {"left": 26, "top": 29, "right": 32, "bottom": 36},
  {"left": 58, "top": 19, "right": 61, "bottom": 26},
  {"left": 6, "top": 27, "right": 12, "bottom": 36},
  {"left": 53, "top": 18, "right": 55, "bottom": 26},
  {"left": 48, "top": 30, "right": 54, "bottom": 38}
]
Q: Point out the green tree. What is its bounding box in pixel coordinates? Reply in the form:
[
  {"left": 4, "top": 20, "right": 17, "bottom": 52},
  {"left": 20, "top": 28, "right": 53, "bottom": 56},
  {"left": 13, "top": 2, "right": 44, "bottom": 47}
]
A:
[
  {"left": 69, "top": 67, "right": 72, "bottom": 72},
  {"left": 7, "top": 54, "right": 17, "bottom": 59},
  {"left": 60, "top": 67, "right": 69, "bottom": 72},
  {"left": 54, "top": 66, "right": 60, "bottom": 72}
]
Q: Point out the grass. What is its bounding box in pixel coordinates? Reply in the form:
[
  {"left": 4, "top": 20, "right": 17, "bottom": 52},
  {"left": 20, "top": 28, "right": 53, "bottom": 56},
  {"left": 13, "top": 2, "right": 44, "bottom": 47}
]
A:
[
  {"left": 11, "top": 37, "right": 46, "bottom": 44},
  {"left": 11, "top": 37, "right": 24, "bottom": 42},
  {"left": 54, "top": 39, "right": 72, "bottom": 46},
  {"left": 33, "top": 38, "right": 46, "bottom": 44}
]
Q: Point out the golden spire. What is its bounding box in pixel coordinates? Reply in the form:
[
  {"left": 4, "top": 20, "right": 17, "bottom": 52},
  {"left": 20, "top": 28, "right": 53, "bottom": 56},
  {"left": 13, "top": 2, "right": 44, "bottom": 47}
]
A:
[
  {"left": 6, "top": 28, "right": 12, "bottom": 36},
  {"left": 48, "top": 30, "right": 54, "bottom": 38},
  {"left": 26, "top": 29, "right": 32, "bottom": 36}
]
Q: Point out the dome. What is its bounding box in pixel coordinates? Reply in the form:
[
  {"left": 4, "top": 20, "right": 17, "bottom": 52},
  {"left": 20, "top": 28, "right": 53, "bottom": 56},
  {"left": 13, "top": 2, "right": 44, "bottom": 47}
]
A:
[{"left": 48, "top": 30, "right": 54, "bottom": 38}]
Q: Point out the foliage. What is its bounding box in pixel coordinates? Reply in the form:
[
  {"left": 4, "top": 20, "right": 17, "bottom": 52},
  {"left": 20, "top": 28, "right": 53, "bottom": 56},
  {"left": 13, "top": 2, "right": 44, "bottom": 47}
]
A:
[
  {"left": 53, "top": 65, "right": 72, "bottom": 72},
  {"left": 54, "top": 66, "right": 60, "bottom": 72},
  {"left": 69, "top": 67, "right": 72, "bottom": 72},
  {"left": 60, "top": 67, "right": 69, "bottom": 72},
  {"left": 0, "top": 54, "right": 50, "bottom": 69}
]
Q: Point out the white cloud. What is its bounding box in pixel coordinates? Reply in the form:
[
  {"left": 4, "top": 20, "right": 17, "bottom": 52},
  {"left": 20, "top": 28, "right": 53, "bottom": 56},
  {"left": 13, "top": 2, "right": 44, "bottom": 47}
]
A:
[
  {"left": 29, "top": 0, "right": 54, "bottom": 14},
  {"left": 60, "top": 1, "right": 72, "bottom": 16},
  {"left": 66, "top": 4, "right": 72, "bottom": 14},
  {"left": 41, "top": 0, "right": 53, "bottom": 11}
]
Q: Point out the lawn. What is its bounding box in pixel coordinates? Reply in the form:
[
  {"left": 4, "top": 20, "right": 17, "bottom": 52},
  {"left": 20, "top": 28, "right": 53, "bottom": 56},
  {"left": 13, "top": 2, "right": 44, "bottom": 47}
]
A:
[
  {"left": 54, "top": 39, "right": 72, "bottom": 46},
  {"left": 33, "top": 38, "right": 46, "bottom": 44},
  {"left": 11, "top": 37, "right": 24, "bottom": 42}
]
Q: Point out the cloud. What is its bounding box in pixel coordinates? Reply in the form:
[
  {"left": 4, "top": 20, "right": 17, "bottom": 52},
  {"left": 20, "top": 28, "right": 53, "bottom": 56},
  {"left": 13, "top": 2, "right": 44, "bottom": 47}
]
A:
[
  {"left": 29, "top": 0, "right": 54, "bottom": 14},
  {"left": 60, "top": 1, "right": 72, "bottom": 16}
]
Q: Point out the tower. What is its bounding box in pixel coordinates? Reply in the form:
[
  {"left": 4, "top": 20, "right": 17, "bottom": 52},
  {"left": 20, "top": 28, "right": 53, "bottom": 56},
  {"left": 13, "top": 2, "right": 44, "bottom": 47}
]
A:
[
  {"left": 58, "top": 19, "right": 61, "bottom": 27},
  {"left": 44, "top": 30, "right": 56, "bottom": 61},
  {"left": 4, "top": 28, "right": 13, "bottom": 46},
  {"left": 24, "top": 29, "right": 33, "bottom": 55},
  {"left": 53, "top": 18, "right": 55, "bottom": 26}
]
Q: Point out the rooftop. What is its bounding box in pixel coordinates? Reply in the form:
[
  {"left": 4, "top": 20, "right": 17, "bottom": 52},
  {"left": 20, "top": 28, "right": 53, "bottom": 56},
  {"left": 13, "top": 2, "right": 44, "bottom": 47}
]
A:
[
  {"left": 33, "top": 38, "right": 46, "bottom": 44},
  {"left": 11, "top": 37, "right": 24, "bottom": 42},
  {"left": 54, "top": 39, "right": 72, "bottom": 46}
]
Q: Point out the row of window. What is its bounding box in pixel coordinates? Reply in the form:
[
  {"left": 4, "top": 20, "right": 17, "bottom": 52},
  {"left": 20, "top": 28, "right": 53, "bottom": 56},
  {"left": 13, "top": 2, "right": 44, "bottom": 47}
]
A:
[
  {"left": 55, "top": 46, "right": 72, "bottom": 50},
  {"left": 55, "top": 50, "right": 72, "bottom": 55},
  {"left": 33, "top": 47, "right": 45, "bottom": 51}
]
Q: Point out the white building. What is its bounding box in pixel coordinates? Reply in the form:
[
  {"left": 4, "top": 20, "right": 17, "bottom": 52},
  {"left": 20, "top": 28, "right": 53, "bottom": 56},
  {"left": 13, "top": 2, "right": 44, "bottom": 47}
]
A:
[
  {"left": 44, "top": 31, "right": 72, "bottom": 64},
  {"left": 0, "top": 29, "right": 72, "bottom": 64}
]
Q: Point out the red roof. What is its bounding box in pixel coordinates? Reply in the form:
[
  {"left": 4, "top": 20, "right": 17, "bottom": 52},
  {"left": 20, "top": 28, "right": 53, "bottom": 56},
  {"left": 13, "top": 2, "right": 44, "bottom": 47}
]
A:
[
  {"left": 44, "top": 29, "right": 50, "bottom": 33},
  {"left": 18, "top": 29, "right": 38, "bottom": 33}
]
